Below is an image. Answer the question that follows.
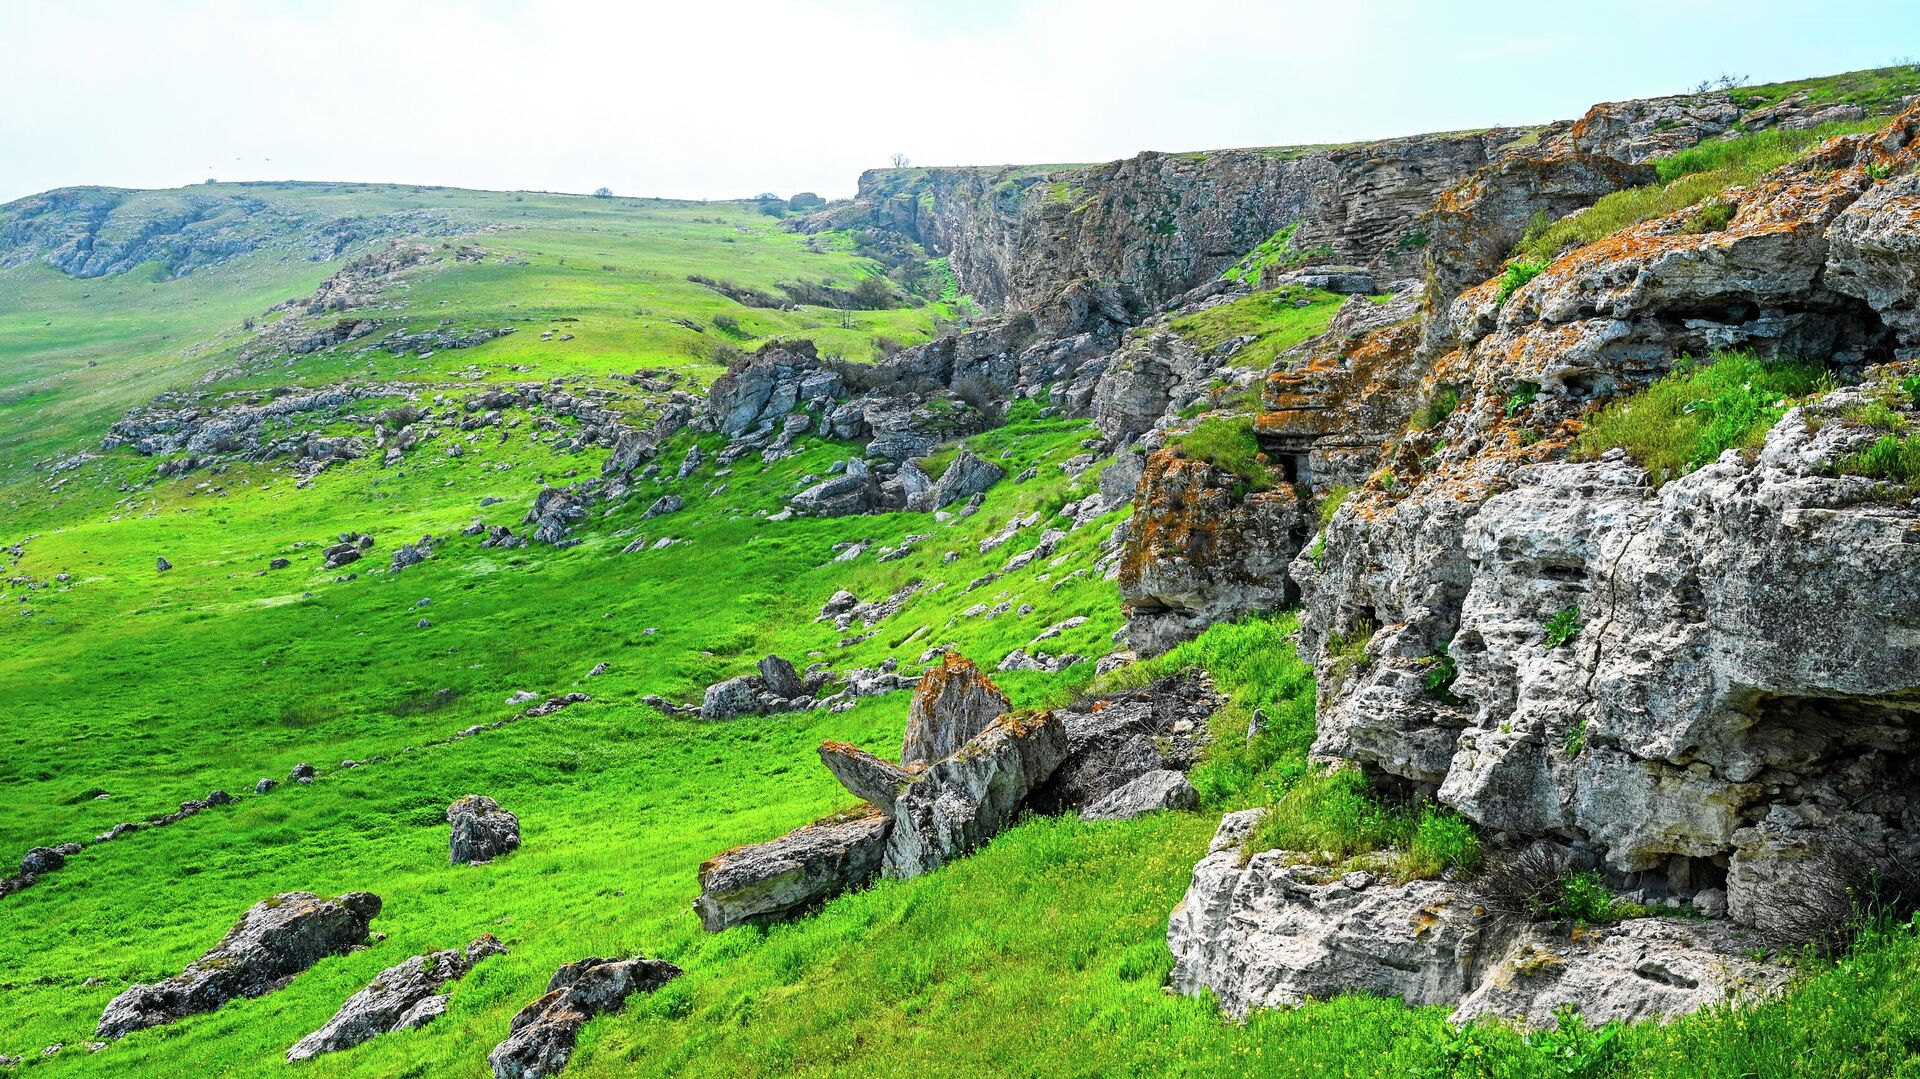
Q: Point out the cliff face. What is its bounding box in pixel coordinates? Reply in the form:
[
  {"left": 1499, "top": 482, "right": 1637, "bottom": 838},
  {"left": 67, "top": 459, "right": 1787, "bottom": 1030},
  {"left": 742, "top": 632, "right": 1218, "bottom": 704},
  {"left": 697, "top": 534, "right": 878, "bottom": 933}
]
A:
[
  {"left": 1291, "top": 108, "right": 1920, "bottom": 930},
  {"left": 810, "top": 129, "right": 1534, "bottom": 312}
]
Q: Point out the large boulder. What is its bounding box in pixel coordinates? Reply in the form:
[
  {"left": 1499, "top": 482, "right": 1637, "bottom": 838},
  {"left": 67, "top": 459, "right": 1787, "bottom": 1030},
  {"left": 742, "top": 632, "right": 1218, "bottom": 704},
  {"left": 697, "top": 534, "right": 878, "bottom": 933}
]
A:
[
  {"left": 487, "top": 956, "right": 683, "bottom": 1079},
  {"left": 287, "top": 935, "right": 507, "bottom": 1061},
  {"left": 901, "top": 652, "right": 1011, "bottom": 766},
  {"left": 884, "top": 711, "right": 1069, "bottom": 878},
  {"left": 928, "top": 448, "right": 1006, "bottom": 507},
  {"left": 1078, "top": 769, "right": 1197, "bottom": 821},
  {"left": 693, "top": 809, "right": 892, "bottom": 931},
  {"left": 1030, "top": 672, "right": 1220, "bottom": 812},
  {"left": 98, "top": 891, "right": 382, "bottom": 1039},
  {"left": 756, "top": 654, "right": 804, "bottom": 699},
  {"left": 449, "top": 795, "right": 521, "bottom": 865},
  {"left": 699, "top": 674, "right": 764, "bottom": 720},
  {"left": 1168, "top": 812, "right": 1789, "bottom": 1027}
]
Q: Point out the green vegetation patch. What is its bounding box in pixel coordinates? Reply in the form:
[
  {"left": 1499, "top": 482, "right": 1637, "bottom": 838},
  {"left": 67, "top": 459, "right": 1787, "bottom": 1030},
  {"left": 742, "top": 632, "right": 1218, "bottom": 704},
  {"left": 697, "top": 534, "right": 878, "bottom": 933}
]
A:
[
  {"left": 1220, "top": 225, "right": 1335, "bottom": 290},
  {"left": 1167, "top": 285, "right": 1345, "bottom": 370},
  {"left": 1168, "top": 415, "right": 1277, "bottom": 498},
  {"left": 1573, "top": 350, "right": 1829, "bottom": 482}
]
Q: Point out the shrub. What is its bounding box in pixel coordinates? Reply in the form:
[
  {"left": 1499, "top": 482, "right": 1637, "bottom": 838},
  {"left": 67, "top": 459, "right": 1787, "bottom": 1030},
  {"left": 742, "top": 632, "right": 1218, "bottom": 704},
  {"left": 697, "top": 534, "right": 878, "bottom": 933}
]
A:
[
  {"left": 1504, "top": 380, "right": 1540, "bottom": 417},
  {"left": 1543, "top": 605, "right": 1582, "bottom": 649},
  {"left": 592, "top": 186, "right": 613, "bottom": 198},
  {"left": 1171, "top": 416, "right": 1276, "bottom": 498},
  {"left": 1495, "top": 256, "right": 1549, "bottom": 305},
  {"left": 1901, "top": 373, "right": 1920, "bottom": 408},
  {"left": 1404, "top": 807, "right": 1481, "bottom": 879},
  {"left": 1760, "top": 837, "right": 1920, "bottom": 955},
  {"left": 1572, "top": 351, "right": 1828, "bottom": 482},
  {"left": 1473, "top": 846, "right": 1623, "bottom": 926},
  {"left": 1317, "top": 484, "right": 1354, "bottom": 526},
  {"left": 1412, "top": 385, "right": 1462, "bottom": 431},
  {"left": 1421, "top": 650, "right": 1461, "bottom": 704}
]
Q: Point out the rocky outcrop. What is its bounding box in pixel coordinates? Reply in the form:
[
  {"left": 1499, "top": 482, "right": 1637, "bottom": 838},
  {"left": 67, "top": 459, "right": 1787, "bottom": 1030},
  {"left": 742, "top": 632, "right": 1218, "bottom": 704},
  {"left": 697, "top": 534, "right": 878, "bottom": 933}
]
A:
[
  {"left": 817, "top": 742, "right": 913, "bottom": 811},
  {"left": 693, "top": 809, "right": 892, "bottom": 931},
  {"left": 809, "top": 129, "right": 1535, "bottom": 312},
  {"left": 1118, "top": 450, "right": 1310, "bottom": 656},
  {"left": 1291, "top": 109, "right": 1920, "bottom": 928},
  {"left": 1079, "top": 769, "right": 1198, "bottom": 821},
  {"left": 287, "top": 935, "right": 507, "bottom": 1061},
  {"left": 449, "top": 795, "right": 521, "bottom": 865},
  {"left": 1031, "top": 672, "right": 1220, "bottom": 812},
  {"left": 884, "top": 710, "right": 1069, "bottom": 878},
  {"left": 98, "top": 891, "right": 382, "bottom": 1039},
  {"left": 1168, "top": 812, "right": 1789, "bottom": 1026},
  {"left": 487, "top": 956, "right": 683, "bottom": 1079},
  {"left": 901, "top": 652, "right": 1011, "bottom": 766}
]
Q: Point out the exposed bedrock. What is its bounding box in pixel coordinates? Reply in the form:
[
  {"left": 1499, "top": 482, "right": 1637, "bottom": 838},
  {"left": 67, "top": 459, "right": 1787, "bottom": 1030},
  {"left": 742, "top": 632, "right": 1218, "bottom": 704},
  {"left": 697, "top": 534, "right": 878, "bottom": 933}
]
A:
[{"left": 1293, "top": 109, "right": 1920, "bottom": 930}]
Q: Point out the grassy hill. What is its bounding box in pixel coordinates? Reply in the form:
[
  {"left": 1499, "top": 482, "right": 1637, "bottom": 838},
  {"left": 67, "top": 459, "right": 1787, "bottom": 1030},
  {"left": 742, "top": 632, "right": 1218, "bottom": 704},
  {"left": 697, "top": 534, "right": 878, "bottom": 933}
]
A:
[{"left": 3, "top": 168, "right": 1919, "bottom": 1079}]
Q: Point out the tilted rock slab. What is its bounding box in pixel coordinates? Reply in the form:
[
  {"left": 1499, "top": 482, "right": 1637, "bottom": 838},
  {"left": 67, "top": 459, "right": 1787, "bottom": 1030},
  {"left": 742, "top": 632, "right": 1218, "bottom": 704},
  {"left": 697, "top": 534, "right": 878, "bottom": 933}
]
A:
[
  {"left": 98, "top": 891, "right": 382, "bottom": 1039},
  {"left": 449, "top": 794, "right": 521, "bottom": 865},
  {"left": 488, "top": 956, "right": 682, "bottom": 1079},
  {"left": 693, "top": 809, "right": 892, "bottom": 932},
  {"left": 817, "top": 742, "right": 914, "bottom": 811},
  {"left": 1168, "top": 813, "right": 1789, "bottom": 1026},
  {"left": 884, "top": 710, "right": 1069, "bottom": 878},
  {"left": 901, "top": 651, "right": 1011, "bottom": 766},
  {"left": 287, "top": 935, "right": 507, "bottom": 1061}
]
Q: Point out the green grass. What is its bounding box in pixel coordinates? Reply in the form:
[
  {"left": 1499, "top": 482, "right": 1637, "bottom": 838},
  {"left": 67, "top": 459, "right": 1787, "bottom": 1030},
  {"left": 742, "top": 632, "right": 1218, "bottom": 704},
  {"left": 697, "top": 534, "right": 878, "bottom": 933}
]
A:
[
  {"left": 1838, "top": 433, "right": 1920, "bottom": 487},
  {"left": 1495, "top": 256, "right": 1549, "bottom": 304},
  {"left": 1219, "top": 225, "right": 1335, "bottom": 289},
  {"left": 1511, "top": 118, "right": 1889, "bottom": 264},
  {"left": 1249, "top": 768, "right": 1481, "bottom": 881},
  {"left": 1168, "top": 415, "right": 1277, "bottom": 498},
  {"left": 1166, "top": 285, "right": 1345, "bottom": 369},
  {"left": 1573, "top": 350, "right": 1829, "bottom": 481}
]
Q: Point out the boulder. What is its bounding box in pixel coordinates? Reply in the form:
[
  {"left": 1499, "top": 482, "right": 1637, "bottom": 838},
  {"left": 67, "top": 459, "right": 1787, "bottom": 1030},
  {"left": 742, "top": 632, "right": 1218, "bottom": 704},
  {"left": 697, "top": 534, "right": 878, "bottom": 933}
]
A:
[
  {"left": 884, "top": 711, "right": 1069, "bottom": 878},
  {"left": 20, "top": 846, "right": 65, "bottom": 876},
  {"left": 694, "top": 809, "right": 892, "bottom": 931},
  {"left": 1031, "top": 672, "right": 1219, "bottom": 811},
  {"left": 641, "top": 494, "right": 683, "bottom": 518},
  {"left": 901, "top": 652, "right": 1010, "bottom": 766},
  {"left": 287, "top": 936, "right": 506, "bottom": 1061},
  {"left": 756, "top": 654, "right": 804, "bottom": 699},
  {"left": 449, "top": 795, "right": 521, "bottom": 865},
  {"left": 98, "top": 891, "right": 382, "bottom": 1039},
  {"left": 155, "top": 556, "right": 172, "bottom": 572},
  {"left": 817, "top": 742, "right": 914, "bottom": 811},
  {"left": 1079, "top": 769, "right": 1198, "bottom": 821},
  {"left": 487, "top": 956, "right": 683, "bottom": 1079},
  {"left": 699, "top": 675, "right": 763, "bottom": 720},
  {"left": 928, "top": 448, "right": 1006, "bottom": 507}
]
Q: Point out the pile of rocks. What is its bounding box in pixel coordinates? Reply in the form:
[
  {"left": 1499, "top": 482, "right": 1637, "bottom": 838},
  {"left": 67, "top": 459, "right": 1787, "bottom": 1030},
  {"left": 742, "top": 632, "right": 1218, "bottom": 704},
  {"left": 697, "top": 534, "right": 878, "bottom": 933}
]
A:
[{"left": 694, "top": 655, "right": 1219, "bottom": 931}]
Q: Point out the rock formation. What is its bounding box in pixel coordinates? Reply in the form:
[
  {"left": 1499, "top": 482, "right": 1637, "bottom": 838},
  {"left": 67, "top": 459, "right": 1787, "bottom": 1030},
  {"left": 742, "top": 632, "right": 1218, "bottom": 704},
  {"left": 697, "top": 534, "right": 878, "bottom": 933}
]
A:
[
  {"left": 287, "top": 935, "right": 507, "bottom": 1061},
  {"left": 98, "top": 891, "right": 382, "bottom": 1039},
  {"left": 449, "top": 795, "right": 521, "bottom": 865},
  {"left": 901, "top": 652, "right": 1011, "bottom": 766},
  {"left": 487, "top": 955, "right": 682, "bottom": 1079}
]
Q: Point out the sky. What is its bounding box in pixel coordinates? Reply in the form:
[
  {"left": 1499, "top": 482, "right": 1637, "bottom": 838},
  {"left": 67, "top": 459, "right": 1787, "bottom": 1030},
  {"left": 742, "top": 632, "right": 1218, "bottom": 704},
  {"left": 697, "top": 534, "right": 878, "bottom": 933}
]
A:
[{"left": 3, "top": 0, "right": 1918, "bottom": 205}]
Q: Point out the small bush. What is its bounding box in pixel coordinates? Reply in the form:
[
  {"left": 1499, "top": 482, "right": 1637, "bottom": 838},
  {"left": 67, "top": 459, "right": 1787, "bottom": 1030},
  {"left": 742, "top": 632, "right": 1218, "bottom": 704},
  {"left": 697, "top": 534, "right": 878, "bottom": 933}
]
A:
[
  {"left": 1317, "top": 484, "right": 1354, "bottom": 526},
  {"left": 1543, "top": 605, "right": 1582, "bottom": 649},
  {"left": 1495, "top": 256, "right": 1550, "bottom": 305},
  {"left": 1505, "top": 380, "right": 1540, "bottom": 417},
  {"left": 1421, "top": 650, "right": 1461, "bottom": 704},
  {"left": 1762, "top": 837, "right": 1920, "bottom": 955},
  {"left": 1572, "top": 351, "right": 1828, "bottom": 482},
  {"left": 1412, "top": 385, "right": 1462, "bottom": 431},
  {"left": 1171, "top": 416, "right": 1276, "bottom": 499},
  {"left": 1474, "top": 847, "right": 1624, "bottom": 926},
  {"left": 1899, "top": 373, "right": 1920, "bottom": 407}
]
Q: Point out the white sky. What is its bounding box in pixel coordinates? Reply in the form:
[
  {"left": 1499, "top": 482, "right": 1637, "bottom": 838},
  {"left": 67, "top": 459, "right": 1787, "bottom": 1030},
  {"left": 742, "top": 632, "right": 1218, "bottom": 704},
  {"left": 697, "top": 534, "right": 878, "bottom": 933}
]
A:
[{"left": 3, "top": 0, "right": 1916, "bottom": 205}]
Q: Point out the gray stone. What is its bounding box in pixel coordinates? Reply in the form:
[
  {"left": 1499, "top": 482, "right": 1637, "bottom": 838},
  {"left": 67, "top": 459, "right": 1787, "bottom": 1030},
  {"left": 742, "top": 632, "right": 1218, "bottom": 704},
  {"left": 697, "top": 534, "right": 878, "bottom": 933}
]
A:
[
  {"left": 449, "top": 795, "right": 521, "bottom": 865},
  {"left": 1079, "top": 769, "right": 1198, "bottom": 821},
  {"left": 885, "top": 711, "right": 1068, "bottom": 878},
  {"left": 817, "top": 742, "right": 914, "bottom": 811},
  {"left": 487, "top": 956, "right": 682, "bottom": 1079},
  {"left": 98, "top": 891, "right": 381, "bottom": 1039},
  {"left": 694, "top": 810, "right": 892, "bottom": 931},
  {"left": 287, "top": 936, "right": 506, "bottom": 1061},
  {"left": 900, "top": 652, "right": 1011, "bottom": 766}
]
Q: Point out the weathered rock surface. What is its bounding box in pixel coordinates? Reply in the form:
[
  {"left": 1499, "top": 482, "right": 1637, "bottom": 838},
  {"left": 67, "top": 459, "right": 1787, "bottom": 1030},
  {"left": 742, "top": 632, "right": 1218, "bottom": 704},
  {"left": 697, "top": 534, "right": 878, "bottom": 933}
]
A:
[
  {"left": 818, "top": 742, "right": 914, "bottom": 811},
  {"left": 1079, "top": 769, "right": 1198, "bottom": 821},
  {"left": 487, "top": 955, "right": 683, "bottom": 1079},
  {"left": 901, "top": 652, "right": 1011, "bottom": 766},
  {"left": 1031, "top": 672, "right": 1220, "bottom": 812},
  {"left": 449, "top": 795, "right": 521, "bottom": 865},
  {"left": 287, "top": 935, "right": 507, "bottom": 1061},
  {"left": 98, "top": 891, "right": 382, "bottom": 1038},
  {"left": 1168, "top": 813, "right": 1789, "bottom": 1026},
  {"left": 693, "top": 809, "right": 892, "bottom": 931},
  {"left": 885, "top": 710, "right": 1068, "bottom": 878}
]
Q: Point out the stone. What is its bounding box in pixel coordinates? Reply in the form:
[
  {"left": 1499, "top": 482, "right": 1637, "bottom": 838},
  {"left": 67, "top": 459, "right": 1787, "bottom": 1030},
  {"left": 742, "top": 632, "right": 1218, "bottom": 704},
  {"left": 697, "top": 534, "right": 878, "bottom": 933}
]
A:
[
  {"left": 642, "top": 494, "right": 683, "bottom": 518},
  {"left": 817, "top": 742, "right": 914, "bottom": 811},
  {"left": 901, "top": 652, "right": 1011, "bottom": 766},
  {"left": 1031, "top": 673, "right": 1220, "bottom": 811},
  {"left": 255, "top": 778, "right": 277, "bottom": 794},
  {"left": 155, "top": 556, "right": 172, "bottom": 572},
  {"left": 884, "top": 711, "right": 1069, "bottom": 878},
  {"left": 449, "top": 795, "right": 521, "bottom": 865},
  {"left": 1079, "top": 769, "right": 1198, "bottom": 821},
  {"left": 699, "top": 675, "right": 763, "bottom": 721},
  {"left": 287, "top": 936, "right": 506, "bottom": 1061},
  {"left": 487, "top": 956, "right": 683, "bottom": 1079},
  {"left": 756, "top": 654, "right": 803, "bottom": 699},
  {"left": 928, "top": 448, "right": 1006, "bottom": 507},
  {"left": 20, "top": 846, "right": 66, "bottom": 876},
  {"left": 98, "top": 891, "right": 382, "bottom": 1039},
  {"left": 291, "top": 762, "right": 315, "bottom": 780},
  {"left": 694, "top": 809, "right": 892, "bottom": 931}
]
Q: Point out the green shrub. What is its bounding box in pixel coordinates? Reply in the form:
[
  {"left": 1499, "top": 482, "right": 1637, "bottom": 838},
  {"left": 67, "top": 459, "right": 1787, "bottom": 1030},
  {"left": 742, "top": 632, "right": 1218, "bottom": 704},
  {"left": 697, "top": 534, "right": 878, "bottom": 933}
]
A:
[
  {"left": 1421, "top": 651, "right": 1460, "bottom": 704},
  {"left": 1504, "top": 380, "right": 1540, "bottom": 417},
  {"left": 1562, "top": 716, "right": 1588, "bottom": 758},
  {"left": 1495, "top": 256, "right": 1549, "bottom": 305},
  {"left": 1317, "top": 484, "right": 1354, "bottom": 526},
  {"left": 1543, "top": 605, "right": 1581, "bottom": 649},
  {"left": 1404, "top": 807, "right": 1482, "bottom": 879},
  {"left": 1572, "top": 351, "right": 1828, "bottom": 481},
  {"left": 1899, "top": 373, "right": 1920, "bottom": 408},
  {"left": 1171, "top": 415, "right": 1276, "bottom": 498},
  {"left": 1679, "top": 195, "right": 1737, "bottom": 234}
]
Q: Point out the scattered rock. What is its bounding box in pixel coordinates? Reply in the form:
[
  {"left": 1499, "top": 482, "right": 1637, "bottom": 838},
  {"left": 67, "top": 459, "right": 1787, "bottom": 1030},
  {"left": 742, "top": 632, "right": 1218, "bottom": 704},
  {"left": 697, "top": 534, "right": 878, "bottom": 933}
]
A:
[
  {"left": 1079, "top": 769, "right": 1198, "bottom": 821},
  {"left": 287, "top": 936, "right": 507, "bottom": 1061},
  {"left": 487, "top": 956, "right": 683, "bottom": 1079},
  {"left": 449, "top": 795, "right": 521, "bottom": 865}
]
